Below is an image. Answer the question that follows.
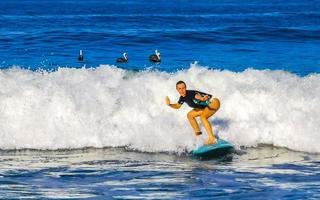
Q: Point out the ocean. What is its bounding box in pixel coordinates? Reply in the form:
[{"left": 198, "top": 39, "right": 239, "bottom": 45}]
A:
[{"left": 0, "top": 0, "right": 320, "bottom": 199}]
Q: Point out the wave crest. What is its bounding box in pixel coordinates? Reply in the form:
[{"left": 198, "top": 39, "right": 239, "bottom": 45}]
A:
[{"left": 0, "top": 64, "right": 319, "bottom": 153}]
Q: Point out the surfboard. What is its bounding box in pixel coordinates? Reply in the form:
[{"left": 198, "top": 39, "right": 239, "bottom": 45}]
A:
[{"left": 192, "top": 139, "right": 233, "bottom": 158}]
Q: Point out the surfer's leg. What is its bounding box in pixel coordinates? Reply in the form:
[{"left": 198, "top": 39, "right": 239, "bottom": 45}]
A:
[
  {"left": 200, "top": 115, "right": 216, "bottom": 144},
  {"left": 201, "top": 98, "right": 220, "bottom": 145},
  {"left": 207, "top": 98, "right": 220, "bottom": 113},
  {"left": 187, "top": 109, "right": 202, "bottom": 136}
]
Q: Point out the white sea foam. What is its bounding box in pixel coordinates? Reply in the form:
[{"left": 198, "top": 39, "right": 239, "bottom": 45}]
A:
[{"left": 0, "top": 64, "right": 319, "bottom": 153}]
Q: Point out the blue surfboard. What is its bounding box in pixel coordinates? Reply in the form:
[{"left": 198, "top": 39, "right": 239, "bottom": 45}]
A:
[{"left": 192, "top": 139, "right": 233, "bottom": 158}]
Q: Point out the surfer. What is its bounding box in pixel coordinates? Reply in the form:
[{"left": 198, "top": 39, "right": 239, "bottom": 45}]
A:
[{"left": 165, "top": 81, "right": 220, "bottom": 145}]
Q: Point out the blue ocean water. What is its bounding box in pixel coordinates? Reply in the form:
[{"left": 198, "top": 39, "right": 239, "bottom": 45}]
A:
[
  {"left": 0, "top": 148, "right": 320, "bottom": 199},
  {"left": 1, "top": 0, "right": 320, "bottom": 74},
  {"left": 0, "top": 0, "right": 320, "bottom": 199}
]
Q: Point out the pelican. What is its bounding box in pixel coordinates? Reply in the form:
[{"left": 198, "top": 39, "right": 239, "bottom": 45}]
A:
[
  {"left": 149, "top": 50, "right": 161, "bottom": 63},
  {"left": 78, "top": 50, "right": 84, "bottom": 61},
  {"left": 116, "top": 52, "right": 128, "bottom": 63}
]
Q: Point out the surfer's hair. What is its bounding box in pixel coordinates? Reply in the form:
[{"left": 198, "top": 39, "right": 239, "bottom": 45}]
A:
[{"left": 176, "top": 80, "right": 186, "bottom": 87}]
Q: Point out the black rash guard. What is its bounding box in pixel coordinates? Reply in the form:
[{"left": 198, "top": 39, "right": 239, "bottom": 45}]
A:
[{"left": 178, "top": 90, "right": 212, "bottom": 109}]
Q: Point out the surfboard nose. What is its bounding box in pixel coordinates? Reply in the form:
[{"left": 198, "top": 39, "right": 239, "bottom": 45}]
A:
[{"left": 192, "top": 139, "right": 233, "bottom": 158}]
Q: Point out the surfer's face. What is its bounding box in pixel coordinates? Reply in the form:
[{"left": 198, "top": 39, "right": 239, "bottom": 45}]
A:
[{"left": 176, "top": 83, "right": 186, "bottom": 97}]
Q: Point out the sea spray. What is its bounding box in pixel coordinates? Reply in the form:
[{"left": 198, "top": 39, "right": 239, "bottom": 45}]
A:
[{"left": 0, "top": 64, "right": 319, "bottom": 153}]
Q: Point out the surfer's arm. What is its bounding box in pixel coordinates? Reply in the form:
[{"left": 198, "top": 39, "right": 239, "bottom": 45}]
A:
[
  {"left": 165, "top": 96, "right": 182, "bottom": 109},
  {"left": 169, "top": 103, "right": 182, "bottom": 109}
]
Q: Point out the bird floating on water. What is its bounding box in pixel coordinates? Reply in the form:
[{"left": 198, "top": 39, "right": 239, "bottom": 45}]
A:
[
  {"left": 78, "top": 50, "right": 84, "bottom": 61},
  {"left": 116, "top": 52, "right": 128, "bottom": 63},
  {"left": 149, "top": 50, "right": 161, "bottom": 63}
]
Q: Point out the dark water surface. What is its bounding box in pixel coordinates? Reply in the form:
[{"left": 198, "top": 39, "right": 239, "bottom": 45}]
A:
[{"left": 0, "top": 147, "right": 319, "bottom": 199}]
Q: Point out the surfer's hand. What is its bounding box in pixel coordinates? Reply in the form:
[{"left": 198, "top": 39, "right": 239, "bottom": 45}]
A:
[
  {"left": 203, "top": 95, "right": 209, "bottom": 101},
  {"left": 165, "top": 96, "right": 170, "bottom": 106},
  {"left": 196, "top": 93, "right": 209, "bottom": 101}
]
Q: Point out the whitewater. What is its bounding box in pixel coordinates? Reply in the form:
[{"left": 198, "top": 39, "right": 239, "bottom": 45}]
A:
[{"left": 0, "top": 63, "right": 319, "bottom": 153}]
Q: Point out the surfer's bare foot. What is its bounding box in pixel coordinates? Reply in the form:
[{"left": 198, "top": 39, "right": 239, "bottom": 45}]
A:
[{"left": 204, "top": 138, "right": 217, "bottom": 145}]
